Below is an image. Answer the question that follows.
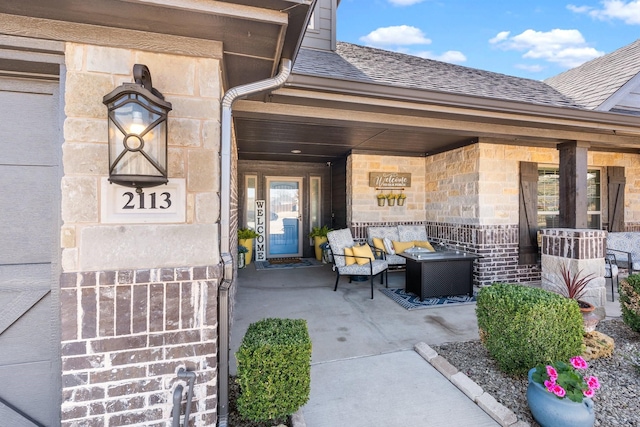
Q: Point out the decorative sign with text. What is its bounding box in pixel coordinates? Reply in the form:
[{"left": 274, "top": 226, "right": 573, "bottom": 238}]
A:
[
  {"left": 369, "top": 172, "right": 411, "bottom": 188},
  {"left": 254, "top": 200, "right": 267, "bottom": 261},
  {"left": 101, "top": 178, "right": 186, "bottom": 223}
]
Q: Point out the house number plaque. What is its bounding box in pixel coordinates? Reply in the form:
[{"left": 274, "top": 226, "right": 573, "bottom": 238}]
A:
[{"left": 101, "top": 177, "right": 186, "bottom": 223}]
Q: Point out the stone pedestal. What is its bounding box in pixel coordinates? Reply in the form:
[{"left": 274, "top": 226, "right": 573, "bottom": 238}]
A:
[{"left": 540, "top": 228, "right": 607, "bottom": 318}]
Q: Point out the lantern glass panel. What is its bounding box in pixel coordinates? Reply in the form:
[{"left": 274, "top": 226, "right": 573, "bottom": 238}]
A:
[{"left": 108, "top": 95, "right": 167, "bottom": 178}]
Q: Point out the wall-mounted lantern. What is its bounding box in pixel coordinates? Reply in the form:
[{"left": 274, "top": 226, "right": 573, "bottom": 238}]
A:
[{"left": 103, "top": 64, "right": 172, "bottom": 192}]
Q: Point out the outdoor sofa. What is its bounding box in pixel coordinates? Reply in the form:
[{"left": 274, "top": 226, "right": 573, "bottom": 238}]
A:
[{"left": 366, "top": 225, "right": 438, "bottom": 268}]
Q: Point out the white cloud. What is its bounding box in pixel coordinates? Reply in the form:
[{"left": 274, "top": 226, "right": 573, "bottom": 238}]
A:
[
  {"left": 569, "top": 0, "right": 640, "bottom": 25},
  {"left": 388, "top": 0, "right": 425, "bottom": 5},
  {"left": 489, "top": 31, "right": 510, "bottom": 44},
  {"left": 489, "top": 28, "right": 604, "bottom": 68},
  {"left": 417, "top": 50, "right": 467, "bottom": 63},
  {"left": 360, "top": 25, "right": 432, "bottom": 46},
  {"left": 515, "top": 64, "right": 546, "bottom": 73}
]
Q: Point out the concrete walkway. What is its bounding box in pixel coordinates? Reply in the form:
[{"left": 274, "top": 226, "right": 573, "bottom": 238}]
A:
[{"left": 230, "top": 262, "right": 622, "bottom": 426}]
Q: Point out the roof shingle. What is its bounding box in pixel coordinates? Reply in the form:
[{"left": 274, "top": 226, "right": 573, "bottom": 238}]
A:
[
  {"left": 293, "top": 41, "right": 583, "bottom": 109},
  {"left": 544, "top": 39, "right": 640, "bottom": 110}
]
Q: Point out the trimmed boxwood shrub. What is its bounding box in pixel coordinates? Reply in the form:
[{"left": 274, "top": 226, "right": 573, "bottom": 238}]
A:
[
  {"left": 620, "top": 274, "right": 640, "bottom": 333},
  {"left": 236, "top": 318, "right": 312, "bottom": 422},
  {"left": 476, "top": 283, "right": 584, "bottom": 375}
]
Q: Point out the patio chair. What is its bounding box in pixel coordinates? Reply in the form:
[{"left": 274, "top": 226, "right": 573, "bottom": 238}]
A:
[
  {"left": 326, "top": 228, "right": 388, "bottom": 299},
  {"left": 604, "top": 252, "right": 619, "bottom": 302}
]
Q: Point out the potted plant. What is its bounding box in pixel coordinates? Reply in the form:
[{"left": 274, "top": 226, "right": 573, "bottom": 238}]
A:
[
  {"left": 527, "top": 356, "right": 599, "bottom": 427},
  {"left": 386, "top": 193, "right": 398, "bottom": 207},
  {"left": 397, "top": 192, "right": 406, "bottom": 206},
  {"left": 376, "top": 193, "right": 386, "bottom": 207},
  {"left": 308, "top": 225, "right": 332, "bottom": 261},
  {"left": 238, "top": 244, "right": 248, "bottom": 269},
  {"left": 555, "top": 263, "right": 598, "bottom": 332},
  {"left": 238, "top": 228, "right": 259, "bottom": 265}
]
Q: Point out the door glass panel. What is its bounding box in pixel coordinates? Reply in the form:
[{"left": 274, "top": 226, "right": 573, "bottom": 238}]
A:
[{"left": 268, "top": 178, "right": 302, "bottom": 257}]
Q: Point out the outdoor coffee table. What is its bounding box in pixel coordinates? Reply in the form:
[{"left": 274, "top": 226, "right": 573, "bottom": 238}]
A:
[{"left": 398, "top": 250, "right": 479, "bottom": 300}]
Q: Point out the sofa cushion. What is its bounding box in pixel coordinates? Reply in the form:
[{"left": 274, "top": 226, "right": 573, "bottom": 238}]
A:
[
  {"left": 392, "top": 240, "right": 415, "bottom": 253},
  {"left": 352, "top": 244, "right": 375, "bottom": 265},
  {"left": 383, "top": 237, "right": 395, "bottom": 255},
  {"left": 414, "top": 240, "right": 435, "bottom": 252},
  {"left": 344, "top": 246, "right": 356, "bottom": 265},
  {"left": 372, "top": 237, "right": 386, "bottom": 253},
  {"left": 398, "top": 225, "right": 428, "bottom": 241}
]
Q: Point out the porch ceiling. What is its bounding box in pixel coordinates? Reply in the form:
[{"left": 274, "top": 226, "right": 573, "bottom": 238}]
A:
[
  {"left": 234, "top": 116, "right": 477, "bottom": 162},
  {"left": 233, "top": 77, "right": 640, "bottom": 163},
  {"left": 0, "top": 0, "right": 312, "bottom": 89}
]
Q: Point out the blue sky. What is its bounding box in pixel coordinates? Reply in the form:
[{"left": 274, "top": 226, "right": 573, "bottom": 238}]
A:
[{"left": 336, "top": 0, "right": 640, "bottom": 80}]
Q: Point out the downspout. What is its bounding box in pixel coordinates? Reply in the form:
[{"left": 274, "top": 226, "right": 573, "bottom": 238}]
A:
[{"left": 217, "top": 58, "right": 293, "bottom": 427}]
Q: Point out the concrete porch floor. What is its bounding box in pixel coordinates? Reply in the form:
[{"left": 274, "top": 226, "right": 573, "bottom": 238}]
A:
[{"left": 229, "top": 261, "right": 623, "bottom": 427}]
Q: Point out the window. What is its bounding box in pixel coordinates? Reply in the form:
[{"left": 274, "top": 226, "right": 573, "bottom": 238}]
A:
[
  {"left": 245, "top": 175, "right": 257, "bottom": 229},
  {"left": 309, "top": 176, "right": 321, "bottom": 235},
  {"left": 537, "top": 167, "right": 601, "bottom": 229}
]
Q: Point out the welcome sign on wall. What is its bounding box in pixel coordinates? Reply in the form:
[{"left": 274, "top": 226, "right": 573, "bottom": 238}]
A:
[
  {"left": 255, "top": 200, "right": 267, "bottom": 261},
  {"left": 369, "top": 172, "right": 411, "bottom": 188}
]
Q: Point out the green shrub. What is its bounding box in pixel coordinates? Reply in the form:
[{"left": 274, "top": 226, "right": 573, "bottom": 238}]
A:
[
  {"left": 236, "top": 318, "right": 312, "bottom": 422},
  {"left": 476, "top": 283, "right": 584, "bottom": 375},
  {"left": 620, "top": 274, "right": 640, "bottom": 333}
]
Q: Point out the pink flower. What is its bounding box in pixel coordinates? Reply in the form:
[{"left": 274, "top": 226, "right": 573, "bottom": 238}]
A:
[
  {"left": 570, "top": 356, "right": 588, "bottom": 370},
  {"left": 544, "top": 379, "right": 555, "bottom": 389},
  {"left": 583, "top": 388, "right": 595, "bottom": 398},
  {"left": 586, "top": 376, "right": 600, "bottom": 390},
  {"left": 552, "top": 384, "right": 566, "bottom": 398},
  {"left": 546, "top": 365, "right": 558, "bottom": 380}
]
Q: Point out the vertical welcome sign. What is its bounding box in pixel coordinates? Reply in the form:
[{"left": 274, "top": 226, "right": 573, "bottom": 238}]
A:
[{"left": 255, "top": 200, "right": 266, "bottom": 261}]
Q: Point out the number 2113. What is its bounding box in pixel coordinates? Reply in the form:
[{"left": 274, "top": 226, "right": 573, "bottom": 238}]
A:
[{"left": 122, "top": 191, "right": 172, "bottom": 210}]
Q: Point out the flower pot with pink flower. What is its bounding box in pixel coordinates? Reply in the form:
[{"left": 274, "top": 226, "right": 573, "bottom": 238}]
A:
[{"left": 527, "top": 356, "right": 598, "bottom": 427}]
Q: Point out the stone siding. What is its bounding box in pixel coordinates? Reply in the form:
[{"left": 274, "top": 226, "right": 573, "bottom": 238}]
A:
[
  {"left": 62, "top": 43, "right": 222, "bottom": 272},
  {"left": 61, "top": 43, "right": 223, "bottom": 426},
  {"left": 347, "top": 154, "right": 426, "bottom": 224},
  {"left": 60, "top": 265, "right": 221, "bottom": 427}
]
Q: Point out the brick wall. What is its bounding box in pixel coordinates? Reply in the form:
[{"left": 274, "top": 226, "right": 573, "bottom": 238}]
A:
[{"left": 60, "top": 265, "right": 221, "bottom": 426}]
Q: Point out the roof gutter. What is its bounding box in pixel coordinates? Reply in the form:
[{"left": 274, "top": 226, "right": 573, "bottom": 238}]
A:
[{"left": 217, "top": 58, "right": 293, "bottom": 427}]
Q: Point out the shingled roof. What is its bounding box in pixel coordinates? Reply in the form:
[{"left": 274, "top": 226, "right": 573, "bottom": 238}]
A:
[
  {"left": 293, "top": 41, "right": 583, "bottom": 109},
  {"left": 545, "top": 39, "right": 640, "bottom": 110}
]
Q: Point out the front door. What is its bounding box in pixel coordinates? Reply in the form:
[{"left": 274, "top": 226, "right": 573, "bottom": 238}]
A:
[
  {"left": 0, "top": 76, "right": 61, "bottom": 426},
  {"left": 267, "top": 177, "right": 302, "bottom": 258}
]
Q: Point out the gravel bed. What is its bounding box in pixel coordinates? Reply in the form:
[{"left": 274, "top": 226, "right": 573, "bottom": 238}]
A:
[{"left": 432, "top": 319, "right": 640, "bottom": 426}]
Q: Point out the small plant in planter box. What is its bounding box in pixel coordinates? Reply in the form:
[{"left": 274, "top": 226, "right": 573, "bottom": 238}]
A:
[
  {"left": 554, "top": 263, "right": 599, "bottom": 332},
  {"left": 236, "top": 318, "right": 312, "bottom": 422},
  {"left": 238, "top": 228, "right": 259, "bottom": 265},
  {"left": 309, "top": 226, "right": 332, "bottom": 261},
  {"left": 397, "top": 192, "right": 406, "bottom": 206},
  {"left": 386, "top": 193, "right": 398, "bottom": 206},
  {"left": 376, "top": 193, "right": 386, "bottom": 206}
]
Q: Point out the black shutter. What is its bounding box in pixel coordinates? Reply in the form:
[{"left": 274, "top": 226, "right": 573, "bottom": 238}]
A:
[
  {"left": 519, "top": 162, "right": 538, "bottom": 265},
  {"left": 607, "top": 166, "right": 625, "bottom": 232}
]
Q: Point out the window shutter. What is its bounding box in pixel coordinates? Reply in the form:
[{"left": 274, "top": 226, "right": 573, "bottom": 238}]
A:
[
  {"left": 607, "top": 166, "right": 625, "bottom": 232},
  {"left": 519, "top": 162, "right": 538, "bottom": 265}
]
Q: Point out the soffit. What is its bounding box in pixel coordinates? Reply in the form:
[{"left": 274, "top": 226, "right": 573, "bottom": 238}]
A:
[
  {"left": 233, "top": 81, "right": 640, "bottom": 163},
  {"left": 0, "top": 0, "right": 313, "bottom": 88}
]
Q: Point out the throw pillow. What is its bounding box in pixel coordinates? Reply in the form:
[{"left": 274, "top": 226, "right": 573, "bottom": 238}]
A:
[
  {"left": 344, "top": 247, "right": 356, "bottom": 265},
  {"left": 414, "top": 240, "right": 435, "bottom": 252},
  {"left": 383, "top": 237, "right": 395, "bottom": 255},
  {"left": 372, "top": 237, "right": 386, "bottom": 253},
  {"left": 351, "top": 244, "right": 375, "bottom": 265},
  {"left": 392, "top": 240, "right": 415, "bottom": 253}
]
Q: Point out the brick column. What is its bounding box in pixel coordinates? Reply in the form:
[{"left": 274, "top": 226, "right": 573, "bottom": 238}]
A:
[{"left": 540, "top": 228, "right": 607, "bottom": 317}]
